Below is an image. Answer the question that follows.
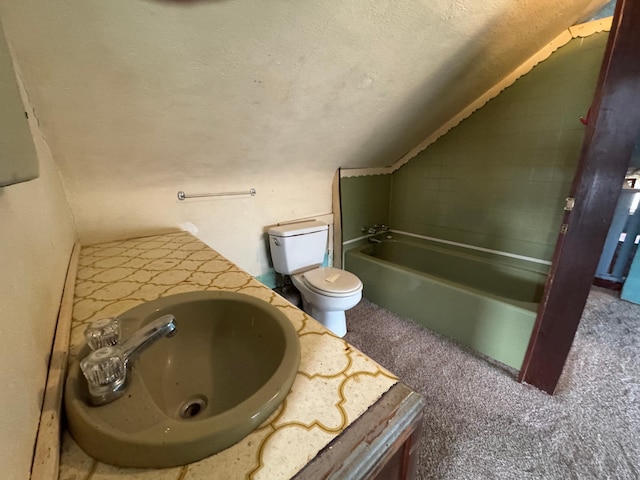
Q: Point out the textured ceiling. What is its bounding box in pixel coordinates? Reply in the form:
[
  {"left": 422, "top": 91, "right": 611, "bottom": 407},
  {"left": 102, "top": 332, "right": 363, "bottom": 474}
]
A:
[{"left": 1, "top": 0, "right": 608, "bottom": 189}]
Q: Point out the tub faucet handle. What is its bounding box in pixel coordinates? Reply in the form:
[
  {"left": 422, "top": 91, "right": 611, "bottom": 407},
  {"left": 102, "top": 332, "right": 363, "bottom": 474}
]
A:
[{"left": 362, "top": 224, "right": 389, "bottom": 234}]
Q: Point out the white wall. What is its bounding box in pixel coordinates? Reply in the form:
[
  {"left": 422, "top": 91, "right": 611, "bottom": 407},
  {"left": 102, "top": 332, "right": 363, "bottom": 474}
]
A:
[
  {"left": 70, "top": 169, "right": 334, "bottom": 276},
  {"left": 0, "top": 50, "right": 76, "bottom": 480}
]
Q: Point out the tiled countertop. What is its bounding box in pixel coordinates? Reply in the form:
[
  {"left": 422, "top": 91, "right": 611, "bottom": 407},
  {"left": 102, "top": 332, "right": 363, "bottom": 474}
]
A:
[{"left": 59, "top": 231, "right": 397, "bottom": 480}]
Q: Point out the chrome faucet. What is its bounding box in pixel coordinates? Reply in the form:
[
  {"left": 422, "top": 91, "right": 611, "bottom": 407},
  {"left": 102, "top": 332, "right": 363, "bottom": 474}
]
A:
[
  {"left": 368, "top": 237, "right": 383, "bottom": 244},
  {"left": 80, "top": 314, "right": 177, "bottom": 406},
  {"left": 362, "top": 224, "right": 389, "bottom": 235}
]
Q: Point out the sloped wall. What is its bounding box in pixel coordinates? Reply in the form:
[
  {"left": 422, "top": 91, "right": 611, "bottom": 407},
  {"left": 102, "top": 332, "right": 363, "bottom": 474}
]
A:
[{"left": 389, "top": 33, "right": 608, "bottom": 261}]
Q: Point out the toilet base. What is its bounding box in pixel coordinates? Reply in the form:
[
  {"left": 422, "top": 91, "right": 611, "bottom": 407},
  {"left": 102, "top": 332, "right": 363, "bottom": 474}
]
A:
[{"left": 302, "top": 299, "right": 348, "bottom": 337}]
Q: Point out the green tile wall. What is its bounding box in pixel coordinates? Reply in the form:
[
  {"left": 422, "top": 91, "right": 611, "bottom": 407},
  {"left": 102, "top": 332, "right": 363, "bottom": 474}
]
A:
[
  {"left": 389, "top": 33, "right": 609, "bottom": 261},
  {"left": 340, "top": 174, "right": 391, "bottom": 242}
]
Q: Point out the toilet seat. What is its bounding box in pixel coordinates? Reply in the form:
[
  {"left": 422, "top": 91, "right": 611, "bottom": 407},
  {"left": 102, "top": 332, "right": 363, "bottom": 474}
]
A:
[{"left": 301, "top": 267, "right": 362, "bottom": 298}]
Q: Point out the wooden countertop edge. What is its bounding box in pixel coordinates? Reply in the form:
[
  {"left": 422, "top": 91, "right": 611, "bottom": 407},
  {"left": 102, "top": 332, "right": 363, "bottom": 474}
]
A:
[
  {"left": 30, "top": 241, "right": 81, "bottom": 480},
  {"left": 293, "top": 382, "right": 426, "bottom": 479}
]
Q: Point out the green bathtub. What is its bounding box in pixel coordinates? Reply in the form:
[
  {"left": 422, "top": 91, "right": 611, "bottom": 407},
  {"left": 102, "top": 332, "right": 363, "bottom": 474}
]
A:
[{"left": 344, "top": 236, "right": 548, "bottom": 370}]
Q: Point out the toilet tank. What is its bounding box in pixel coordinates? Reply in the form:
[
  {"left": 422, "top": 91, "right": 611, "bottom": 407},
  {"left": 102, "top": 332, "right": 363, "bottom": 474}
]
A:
[{"left": 268, "top": 220, "right": 328, "bottom": 275}]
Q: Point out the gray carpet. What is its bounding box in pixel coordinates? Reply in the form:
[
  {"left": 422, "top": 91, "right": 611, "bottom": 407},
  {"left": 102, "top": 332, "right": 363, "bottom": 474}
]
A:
[{"left": 344, "top": 287, "right": 640, "bottom": 480}]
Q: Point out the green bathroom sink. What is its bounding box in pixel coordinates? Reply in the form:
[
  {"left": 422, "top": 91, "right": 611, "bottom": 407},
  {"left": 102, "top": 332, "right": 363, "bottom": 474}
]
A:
[{"left": 64, "top": 291, "right": 301, "bottom": 468}]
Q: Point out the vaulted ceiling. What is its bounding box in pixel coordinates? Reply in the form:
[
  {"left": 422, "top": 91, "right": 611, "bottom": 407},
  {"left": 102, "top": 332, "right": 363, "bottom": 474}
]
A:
[{"left": 1, "top": 0, "right": 608, "bottom": 188}]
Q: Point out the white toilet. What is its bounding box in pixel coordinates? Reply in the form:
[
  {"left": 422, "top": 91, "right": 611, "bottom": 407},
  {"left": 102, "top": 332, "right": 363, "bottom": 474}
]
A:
[{"left": 268, "top": 220, "right": 363, "bottom": 337}]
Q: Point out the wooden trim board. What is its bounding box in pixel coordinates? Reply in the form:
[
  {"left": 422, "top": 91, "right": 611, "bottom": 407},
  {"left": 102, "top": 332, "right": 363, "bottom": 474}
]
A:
[{"left": 31, "top": 242, "right": 81, "bottom": 480}]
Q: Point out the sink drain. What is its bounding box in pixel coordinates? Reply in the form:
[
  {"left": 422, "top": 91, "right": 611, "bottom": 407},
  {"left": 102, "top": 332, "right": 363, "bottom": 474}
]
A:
[{"left": 179, "top": 395, "right": 207, "bottom": 419}]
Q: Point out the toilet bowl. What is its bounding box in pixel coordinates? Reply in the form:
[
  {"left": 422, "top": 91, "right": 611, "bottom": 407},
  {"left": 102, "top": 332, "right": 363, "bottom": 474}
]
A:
[{"left": 291, "top": 267, "right": 362, "bottom": 337}]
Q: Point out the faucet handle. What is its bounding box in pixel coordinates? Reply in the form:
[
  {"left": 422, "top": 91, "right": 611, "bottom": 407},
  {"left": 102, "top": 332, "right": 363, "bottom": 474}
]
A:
[
  {"left": 85, "top": 318, "right": 121, "bottom": 350},
  {"left": 80, "top": 346, "right": 126, "bottom": 387}
]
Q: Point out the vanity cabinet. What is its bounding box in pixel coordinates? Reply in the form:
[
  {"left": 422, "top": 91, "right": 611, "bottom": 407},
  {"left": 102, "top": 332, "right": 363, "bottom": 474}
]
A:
[{"left": 296, "top": 383, "right": 425, "bottom": 480}]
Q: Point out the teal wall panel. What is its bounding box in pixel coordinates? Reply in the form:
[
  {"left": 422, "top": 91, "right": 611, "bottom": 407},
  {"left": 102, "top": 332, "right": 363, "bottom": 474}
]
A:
[{"left": 622, "top": 249, "right": 640, "bottom": 304}]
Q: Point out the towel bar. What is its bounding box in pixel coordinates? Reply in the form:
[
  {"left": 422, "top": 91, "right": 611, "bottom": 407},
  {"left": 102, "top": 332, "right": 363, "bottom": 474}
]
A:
[{"left": 177, "top": 188, "right": 256, "bottom": 201}]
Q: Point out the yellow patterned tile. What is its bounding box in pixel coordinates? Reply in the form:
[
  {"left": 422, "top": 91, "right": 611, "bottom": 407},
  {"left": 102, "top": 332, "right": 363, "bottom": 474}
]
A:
[
  {"left": 298, "top": 333, "right": 350, "bottom": 377},
  {"left": 164, "top": 284, "right": 206, "bottom": 296},
  {"left": 91, "top": 247, "right": 129, "bottom": 257},
  {"left": 163, "top": 241, "right": 189, "bottom": 250},
  {"left": 198, "top": 259, "right": 232, "bottom": 273},
  {"left": 237, "top": 286, "right": 275, "bottom": 303},
  {"left": 139, "top": 248, "right": 174, "bottom": 259},
  {"left": 178, "top": 242, "right": 205, "bottom": 251},
  {"left": 92, "top": 256, "right": 133, "bottom": 269},
  {"left": 124, "top": 269, "right": 157, "bottom": 283},
  {"left": 96, "top": 239, "right": 130, "bottom": 248},
  {"left": 164, "top": 249, "right": 194, "bottom": 260},
  {"left": 121, "top": 248, "right": 146, "bottom": 258},
  {"left": 118, "top": 258, "right": 155, "bottom": 269},
  {"left": 251, "top": 425, "right": 335, "bottom": 480},
  {"left": 88, "top": 299, "right": 145, "bottom": 320},
  {"left": 142, "top": 258, "right": 183, "bottom": 271},
  {"left": 184, "top": 427, "right": 272, "bottom": 480},
  {"left": 278, "top": 307, "right": 306, "bottom": 331},
  {"left": 76, "top": 267, "right": 104, "bottom": 280},
  {"left": 135, "top": 240, "right": 170, "bottom": 250},
  {"left": 346, "top": 347, "right": 396, "bottom": 377},
  {"left": 80, "top": 245, "right": 101, "bottom": 256},
  {"left": 91, "top": 282, "right": 142, "bottom": 301},
  {"left": 91, "top": 267, "right": 136, "bottom": 283},
  {"left": 246, "top": 279, "right": 269, "bottom": 290},
  {"left": 78, "top": 255, "right": 100, "bottom": 267},
  {"left": 185, "top": 272, "right": 219, "bottom": 286},
  {"left": 184, "top": 250, "right": 220, "bottom": 261},
  {"left": 131, "top": 283, "right": 173, "bottom": 301},
  {"left": 74, "top": 280, "right": 108, "bottom": 298},
  {"left": 149, "top": 270, "right": 192, "bottom": 285},
  {"left": 175, "top": 259, "right": 207, "bottom": 271},
  {"left": 73, "top": 298, "right": 112, "bottom": 321},
  {"left": 341, "top": 373, "right": 396, "bottom": 422},
  {"left": 214, "top": 272, "right": 252, "bottom": 289},
  {"left": 274, "top": 375, "right": 346, "bottom": 430},
  {"left": 298, "top": 316, "right": 332, "bottom": 335}
]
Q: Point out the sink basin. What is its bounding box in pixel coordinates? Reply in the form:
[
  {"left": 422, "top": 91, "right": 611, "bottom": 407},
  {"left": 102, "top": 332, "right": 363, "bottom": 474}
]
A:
[{"left": 64, "top": 291, "right": 301, "bottom": 468}]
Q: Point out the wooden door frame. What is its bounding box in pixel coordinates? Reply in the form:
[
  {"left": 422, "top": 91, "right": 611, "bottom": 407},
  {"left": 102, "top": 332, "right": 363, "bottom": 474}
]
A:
[{"left": 519, "top": 0, "right": 640, "bottom": 394}]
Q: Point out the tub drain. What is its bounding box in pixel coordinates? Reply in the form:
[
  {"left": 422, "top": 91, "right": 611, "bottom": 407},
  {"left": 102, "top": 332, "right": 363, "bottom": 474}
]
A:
[{"left": 179, "top": 396, "right": 207, "bottom": 419}]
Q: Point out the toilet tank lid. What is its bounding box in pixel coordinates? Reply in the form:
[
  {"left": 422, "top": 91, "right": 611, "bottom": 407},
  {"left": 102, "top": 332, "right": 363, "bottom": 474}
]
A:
[{"left": 268, "top": 220, "right": 328, "bottom": 237}]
